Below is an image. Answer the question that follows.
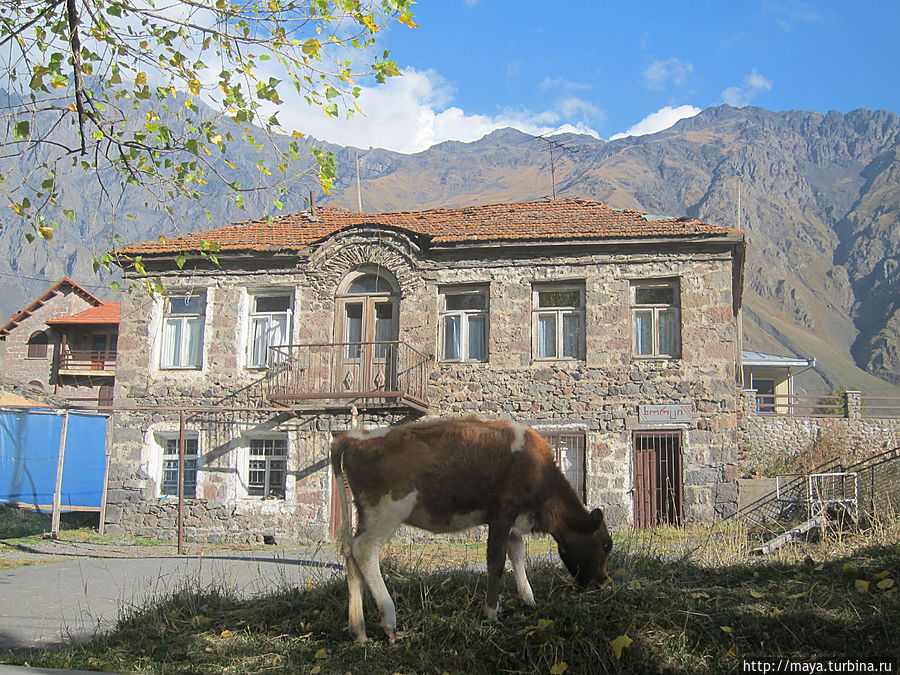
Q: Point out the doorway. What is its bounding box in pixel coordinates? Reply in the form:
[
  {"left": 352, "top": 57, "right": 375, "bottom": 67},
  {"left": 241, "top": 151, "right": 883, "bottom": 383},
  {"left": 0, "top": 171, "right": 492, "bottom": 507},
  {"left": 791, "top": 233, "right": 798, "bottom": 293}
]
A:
[
  {"left": 633, "top": 430, "right": 683, "bottom": 527},
  {"left": 335, "top": 270, "right": 399, "bottom": 394}
]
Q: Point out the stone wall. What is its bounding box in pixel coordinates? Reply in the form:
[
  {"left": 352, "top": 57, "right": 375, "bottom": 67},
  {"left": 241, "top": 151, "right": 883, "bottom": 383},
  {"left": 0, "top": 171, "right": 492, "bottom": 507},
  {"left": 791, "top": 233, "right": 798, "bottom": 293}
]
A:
[
  {"left": 106, "top": 232, "right": 743, "bottom": 543},
  {"left": 738, "top": 390, "right": 900, "bottom": 477}
]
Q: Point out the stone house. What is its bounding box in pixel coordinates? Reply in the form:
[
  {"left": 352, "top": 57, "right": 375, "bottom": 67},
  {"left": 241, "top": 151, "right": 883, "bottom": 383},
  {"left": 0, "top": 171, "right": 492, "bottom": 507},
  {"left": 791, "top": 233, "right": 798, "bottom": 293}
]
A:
[
  {"left": 105, "top": 198, "right": 746, "bottom": 543},
  {"left": 0, "top": 278, "right": 119, "bottom": 408}
]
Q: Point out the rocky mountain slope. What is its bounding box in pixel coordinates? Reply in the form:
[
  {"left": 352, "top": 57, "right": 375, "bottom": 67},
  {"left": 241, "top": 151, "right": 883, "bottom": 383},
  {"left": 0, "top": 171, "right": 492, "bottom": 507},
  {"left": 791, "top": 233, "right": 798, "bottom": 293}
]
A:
[{"left": 1, "top": 104, "right": 898, "bottom": 393}]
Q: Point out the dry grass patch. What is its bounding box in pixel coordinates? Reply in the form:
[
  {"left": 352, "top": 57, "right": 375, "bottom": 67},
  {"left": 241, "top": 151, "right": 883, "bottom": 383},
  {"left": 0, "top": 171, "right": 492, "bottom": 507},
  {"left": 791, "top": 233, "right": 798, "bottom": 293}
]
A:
[{"left": 2, "top": 520, "right": 898, "bottom": 674}]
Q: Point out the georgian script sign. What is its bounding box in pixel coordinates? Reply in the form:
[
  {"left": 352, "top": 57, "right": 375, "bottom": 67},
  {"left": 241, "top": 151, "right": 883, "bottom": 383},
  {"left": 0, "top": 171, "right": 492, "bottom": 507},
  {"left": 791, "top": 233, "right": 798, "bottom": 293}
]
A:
[{"left": 639, "top": 404, "right": 693, "bottom": 424}]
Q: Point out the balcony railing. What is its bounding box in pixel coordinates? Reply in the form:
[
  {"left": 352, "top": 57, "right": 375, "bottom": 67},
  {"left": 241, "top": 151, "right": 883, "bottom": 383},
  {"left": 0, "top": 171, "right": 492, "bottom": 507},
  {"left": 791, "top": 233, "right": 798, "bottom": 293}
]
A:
[
  {"left": 58, "top": 349, "right": 117, "bottom": 375},
  {"left": 264, "top": 341, "right": 430, "bottom": 412},
  {"left": 746, "top": 390, "right": 900, "bottom": 419}
]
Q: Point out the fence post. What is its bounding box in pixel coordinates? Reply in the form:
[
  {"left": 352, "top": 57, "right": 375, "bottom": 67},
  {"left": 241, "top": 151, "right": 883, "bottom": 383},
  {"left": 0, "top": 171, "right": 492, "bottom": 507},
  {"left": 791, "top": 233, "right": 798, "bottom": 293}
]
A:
[
  {"left": 844, "top": 390, "right": 862, "bottom": 420},
  {"left": 51, "top": 411, "right": 69, "bottom": 539}
]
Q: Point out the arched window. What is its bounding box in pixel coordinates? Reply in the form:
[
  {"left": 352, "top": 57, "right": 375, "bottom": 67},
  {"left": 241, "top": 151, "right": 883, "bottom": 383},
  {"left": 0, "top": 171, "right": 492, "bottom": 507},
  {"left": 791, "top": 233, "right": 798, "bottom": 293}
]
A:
[{"left": 27, "top": 330, "right": 50, "bottom": 359}]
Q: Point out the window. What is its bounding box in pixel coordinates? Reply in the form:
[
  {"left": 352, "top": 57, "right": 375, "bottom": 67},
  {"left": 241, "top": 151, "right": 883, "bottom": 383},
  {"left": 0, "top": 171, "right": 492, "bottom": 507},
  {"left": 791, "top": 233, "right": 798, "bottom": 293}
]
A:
[
  {"left": 161, "top": 436, "right": 198, "bottom": 498},
  {"left": 248, "top": 294, "right": 292, "bottom": 368},
  {"left": 248, "top": 437, "right": 287, "bottom": 498},
  {"left": 27, "top": 330, "right": 50, "bottom": 359},
  {"left": 632, "top": 280, "right": 680, "bottom": 358},
  {"left": 533, "top": 285, "right": 584, "bottom": 360},
  {"left": 543, "top": 432, "right": 586, "bottom": 501},
  {"left": 440, "top": 287, "right": 488, "bottom": 362},
  {"left": 160, "top": 295, "right": 205, "bottom": 369}
]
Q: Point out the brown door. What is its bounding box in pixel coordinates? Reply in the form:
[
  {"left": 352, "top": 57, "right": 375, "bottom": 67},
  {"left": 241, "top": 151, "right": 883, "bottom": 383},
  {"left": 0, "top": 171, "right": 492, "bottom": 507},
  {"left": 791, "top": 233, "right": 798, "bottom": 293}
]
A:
[
  {"left": 336, "top": 274, "right": 399, "bottom": 395},
  {"left": 633, "top": 431, "right": 683, "bottom": 527}
]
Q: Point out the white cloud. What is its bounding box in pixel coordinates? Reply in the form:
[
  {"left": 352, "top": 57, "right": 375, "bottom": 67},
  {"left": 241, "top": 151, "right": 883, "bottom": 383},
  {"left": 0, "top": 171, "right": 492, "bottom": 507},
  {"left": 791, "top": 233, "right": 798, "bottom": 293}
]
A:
[
  {"left": 276, "top": 68, "right": 602, "bottom": 153},
  {"left": 608, "top": 105, "right": 701, "bottom": 141},
  {"left": 721, "top": 69, "right": 773, "bottom": 106},
  {"left": 642, "top": 58, "right": 694, "bottom": 91}
]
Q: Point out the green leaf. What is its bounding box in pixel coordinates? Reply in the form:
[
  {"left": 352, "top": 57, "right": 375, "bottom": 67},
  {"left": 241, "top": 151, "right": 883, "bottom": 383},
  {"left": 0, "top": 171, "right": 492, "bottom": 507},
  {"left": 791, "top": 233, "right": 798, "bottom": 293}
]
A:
[
  {"left": 175, "top": 254, "right": 187, "bottom": 269},
  {"left": 13, "top": 121, "right": 29, "bottom": 140}
]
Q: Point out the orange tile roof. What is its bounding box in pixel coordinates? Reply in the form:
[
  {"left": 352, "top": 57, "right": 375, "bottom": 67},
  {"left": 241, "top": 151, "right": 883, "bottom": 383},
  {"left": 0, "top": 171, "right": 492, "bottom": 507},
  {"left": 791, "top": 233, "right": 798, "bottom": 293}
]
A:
[
  {"left": 46, "top": 302, "right": 120, "bottom": 325},
  {"left": 119, "top": 198, "right": 741, "bottom": 256}
]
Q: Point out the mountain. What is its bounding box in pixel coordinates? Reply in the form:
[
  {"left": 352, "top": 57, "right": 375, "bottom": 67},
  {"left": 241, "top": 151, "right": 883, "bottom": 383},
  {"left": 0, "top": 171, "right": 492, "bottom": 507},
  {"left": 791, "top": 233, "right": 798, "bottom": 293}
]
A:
[{"left": 1, "top": 104, "right": 898, "bottom": 394}]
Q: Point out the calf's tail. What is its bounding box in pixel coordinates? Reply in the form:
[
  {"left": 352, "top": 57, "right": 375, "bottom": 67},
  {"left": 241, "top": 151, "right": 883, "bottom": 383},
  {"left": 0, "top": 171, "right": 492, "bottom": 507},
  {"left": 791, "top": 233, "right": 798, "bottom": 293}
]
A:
[{"left": 330, "top": 434, "right": 354, "bottom": 546}]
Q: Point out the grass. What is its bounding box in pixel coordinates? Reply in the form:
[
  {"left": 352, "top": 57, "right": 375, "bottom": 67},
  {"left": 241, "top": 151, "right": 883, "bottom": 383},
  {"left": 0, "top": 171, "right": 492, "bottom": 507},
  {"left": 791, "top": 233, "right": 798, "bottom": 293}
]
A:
[{"left": 1, "top": 519, "right": 898, "bottom": 674}]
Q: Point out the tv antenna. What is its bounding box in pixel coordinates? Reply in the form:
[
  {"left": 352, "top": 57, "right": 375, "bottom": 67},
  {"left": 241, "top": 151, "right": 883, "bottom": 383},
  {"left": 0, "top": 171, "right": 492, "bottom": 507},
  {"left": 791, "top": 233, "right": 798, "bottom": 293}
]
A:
[{"left": 520, "top": 133, "right": 579, "bottom": 200}]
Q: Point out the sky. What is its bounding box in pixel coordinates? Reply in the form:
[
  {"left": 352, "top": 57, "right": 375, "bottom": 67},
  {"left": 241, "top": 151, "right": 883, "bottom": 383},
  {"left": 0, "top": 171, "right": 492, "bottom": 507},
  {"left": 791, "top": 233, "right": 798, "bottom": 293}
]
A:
[{"left": 284, "top": 1, "right": 900, "bottom": 154}]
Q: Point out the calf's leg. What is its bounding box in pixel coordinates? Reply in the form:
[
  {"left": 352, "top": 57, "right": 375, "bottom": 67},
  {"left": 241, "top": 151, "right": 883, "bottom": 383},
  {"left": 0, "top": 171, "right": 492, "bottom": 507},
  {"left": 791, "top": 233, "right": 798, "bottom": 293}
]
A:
[
  {"left": 507, "top": 530, "right": 535, "bottom": 607},
  {"left": 343, "top": 547, "right": 367, "bottom": 642},
  {"left": 483, "top": 521, "right": 511, "bottom": 618}
]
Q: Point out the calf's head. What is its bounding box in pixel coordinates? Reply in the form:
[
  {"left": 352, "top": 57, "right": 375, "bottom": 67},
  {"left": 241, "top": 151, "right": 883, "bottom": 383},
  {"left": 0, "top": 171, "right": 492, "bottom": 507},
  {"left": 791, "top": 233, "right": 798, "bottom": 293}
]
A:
[{"left": 556, "top": 508, "right": 613, "bottom": 588}]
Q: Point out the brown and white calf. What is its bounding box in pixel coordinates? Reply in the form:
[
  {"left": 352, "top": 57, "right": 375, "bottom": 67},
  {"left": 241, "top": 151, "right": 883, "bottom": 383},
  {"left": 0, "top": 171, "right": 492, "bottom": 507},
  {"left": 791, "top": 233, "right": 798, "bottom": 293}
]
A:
[{"left": 330, "top": 416, "right": 612, "bottom": 642}]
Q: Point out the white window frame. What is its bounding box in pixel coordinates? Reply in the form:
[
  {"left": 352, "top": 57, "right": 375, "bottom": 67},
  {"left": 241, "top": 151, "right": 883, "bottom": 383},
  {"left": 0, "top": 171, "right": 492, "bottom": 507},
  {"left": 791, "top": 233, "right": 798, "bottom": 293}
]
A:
[
  {"left": 532, "top": 284, "right": 585, "bottom": 361},
  {"left": 160, "top": 294, "right": 205, "bottom": 369},
  {"left": 247, "top": 292, "right": 293, "bottom": 368},
  {"left": 631, "top": 279, "right": 681, "bottom": 359},
  {"left": 439, "top": 286, "right": 489, "bottom": 363},
  {"left": 159, "top": 434, "right": 199, "bottom": 499},
  {"left": 247, "top": 436, "right": 288, "bottom": 499}
]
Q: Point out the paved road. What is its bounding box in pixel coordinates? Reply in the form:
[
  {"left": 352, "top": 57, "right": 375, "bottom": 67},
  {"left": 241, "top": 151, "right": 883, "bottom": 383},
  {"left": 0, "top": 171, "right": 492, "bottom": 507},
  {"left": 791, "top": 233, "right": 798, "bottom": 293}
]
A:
[{"left": 0, "top": 543, "right": 342, "bottom": 653}]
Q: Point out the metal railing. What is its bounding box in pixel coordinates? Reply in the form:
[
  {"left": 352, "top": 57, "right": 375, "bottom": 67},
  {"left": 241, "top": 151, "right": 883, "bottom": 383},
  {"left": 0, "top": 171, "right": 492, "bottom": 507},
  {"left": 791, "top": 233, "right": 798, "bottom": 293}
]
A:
[
  {"left": 752, "top": 393, "right": 845, "bottom": 417},
  {"left": 861, "top": 396, "right": 900, "bottom": 419},
  {"left": 264, "top": 341, "right": 430, "bottom": 410},
  {"left": 58, "top": 349, "right": 117, "bottom": 373}
]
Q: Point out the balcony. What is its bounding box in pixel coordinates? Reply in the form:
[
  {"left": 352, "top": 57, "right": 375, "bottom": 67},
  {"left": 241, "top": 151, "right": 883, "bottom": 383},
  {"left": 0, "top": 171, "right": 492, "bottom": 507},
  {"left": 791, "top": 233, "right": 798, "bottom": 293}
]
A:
[
  {"left": 57, "top": 349, "right": 117, "bottom": 376},
  {"left": 264, "top": 341, "right": 430, "bottom": 413}
]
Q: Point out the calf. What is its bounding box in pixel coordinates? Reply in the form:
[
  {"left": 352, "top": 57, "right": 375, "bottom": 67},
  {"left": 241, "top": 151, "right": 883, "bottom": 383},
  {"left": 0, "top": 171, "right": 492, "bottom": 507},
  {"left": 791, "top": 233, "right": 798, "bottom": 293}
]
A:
[{"left": 330, "top": 416, "right": 612, "bottom": 642}]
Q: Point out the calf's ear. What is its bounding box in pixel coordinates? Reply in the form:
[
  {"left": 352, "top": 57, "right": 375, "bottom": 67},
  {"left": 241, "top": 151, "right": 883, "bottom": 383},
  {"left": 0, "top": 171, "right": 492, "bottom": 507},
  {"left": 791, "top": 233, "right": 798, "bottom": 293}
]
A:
[{"left": 589, "top": 508, "right": 605, "bottom": 529}]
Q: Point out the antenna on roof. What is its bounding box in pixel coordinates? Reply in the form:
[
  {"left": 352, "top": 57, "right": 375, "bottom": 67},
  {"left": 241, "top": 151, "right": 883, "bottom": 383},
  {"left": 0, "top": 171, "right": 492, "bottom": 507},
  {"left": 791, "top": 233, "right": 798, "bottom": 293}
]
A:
[
  {"left": 355, "top": 152, "right": 363, "bottom": 213},
  {"left": 519, "top": 132, "right": 579, "bottom": 200}
]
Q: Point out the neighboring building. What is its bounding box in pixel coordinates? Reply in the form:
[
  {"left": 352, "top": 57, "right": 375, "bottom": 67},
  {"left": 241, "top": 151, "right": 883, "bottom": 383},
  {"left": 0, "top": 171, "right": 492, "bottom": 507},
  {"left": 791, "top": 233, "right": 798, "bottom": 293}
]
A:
[
  {"left": 742, "top": 350, "right": 816, "bottom": 413},
  {"left": 0, "top": 278, "right": 119, "bottom": 408},
  {"left": 105, "top": 198, "right": 746, "bottom": 542}
]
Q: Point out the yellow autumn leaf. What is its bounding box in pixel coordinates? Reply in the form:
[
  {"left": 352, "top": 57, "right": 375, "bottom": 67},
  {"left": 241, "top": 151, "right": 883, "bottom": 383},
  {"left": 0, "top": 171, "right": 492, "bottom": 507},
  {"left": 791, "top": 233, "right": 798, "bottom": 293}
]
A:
[
  {"left": 550, "top": 662, "right": 569, "bottom": 674},
  {"left": 397, "top": 11, "right": 419, "bottom": 28},
  {"left": 136, "top": 71, "right": 146, "bottom": 86},
  {"left": 855, "top": 579, "right": 870, "bottom": 592},
  {"left": 720, "top": 626, "right": 733, "bottom": 633},
  {"left": 611, "top": 633, "right": 632, "bottom": 660},
  {"left": 310, "top": 667, "right": 321, "bottom": 675},
  {"left": 874, "top": 570, "right": 891, "bottom": 581},
  {"left": 219, "top": 629, "right": 233, "bottom": 638},
  {"left": 314, "top": 648, "right": 327, "bottom": 659},
  {"left": 189, "top": 78, "right": 201, "bottom": 95},
  {"left": 788, "top": 591, "right": 807, "bottom": 600},
  {"left": 749, "top": 590, "right": 765, "bottom": 598},
  {"left": 38, "top": 225, "right": 54, "bottom": 242},
  {"left": 877, "top": 578, "right": 895, "bottom": 590},
  {"left": 842, "top": 563, "right": 854, "bottom": 573},
  {"left": 627, "top": 580, "right": 641, "bottom": 590}
]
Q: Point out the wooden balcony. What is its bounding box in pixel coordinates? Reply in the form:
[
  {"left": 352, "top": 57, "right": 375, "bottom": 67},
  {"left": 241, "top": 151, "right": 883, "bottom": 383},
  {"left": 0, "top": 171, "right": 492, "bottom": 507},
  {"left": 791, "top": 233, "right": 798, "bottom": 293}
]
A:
[
  {"left": 264, "top": 341, "right": 430, "bottom": 413},
  {"left": 58, "top": 349, "right": 117, "bottom": 376}
]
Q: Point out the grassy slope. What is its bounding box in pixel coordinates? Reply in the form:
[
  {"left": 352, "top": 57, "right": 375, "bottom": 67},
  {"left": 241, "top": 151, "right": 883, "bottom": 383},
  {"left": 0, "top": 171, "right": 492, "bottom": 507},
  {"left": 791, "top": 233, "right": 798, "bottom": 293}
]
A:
[{"left": 2, "top": 524, "right": 898, "bottom": 674}]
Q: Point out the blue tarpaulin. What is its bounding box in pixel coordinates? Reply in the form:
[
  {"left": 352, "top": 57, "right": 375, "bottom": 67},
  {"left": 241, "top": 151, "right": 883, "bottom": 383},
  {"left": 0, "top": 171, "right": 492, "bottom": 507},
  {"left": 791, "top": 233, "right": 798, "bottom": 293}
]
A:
[{"left": 0, "top": 409, "right": 107, "bottom": 512}]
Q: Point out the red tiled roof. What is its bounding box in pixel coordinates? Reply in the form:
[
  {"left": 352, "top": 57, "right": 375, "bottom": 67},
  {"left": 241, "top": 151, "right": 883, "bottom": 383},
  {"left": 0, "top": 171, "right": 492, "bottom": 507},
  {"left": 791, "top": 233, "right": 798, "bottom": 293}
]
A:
[
  {"left": 46, "top": 302, "right": 120, "bottom": 325},
  {"left": 118, "top": 198, "right": 741, "bottom": 256},
  {"left": 0, "top": 278, "right": 104, "bottom": 339}
]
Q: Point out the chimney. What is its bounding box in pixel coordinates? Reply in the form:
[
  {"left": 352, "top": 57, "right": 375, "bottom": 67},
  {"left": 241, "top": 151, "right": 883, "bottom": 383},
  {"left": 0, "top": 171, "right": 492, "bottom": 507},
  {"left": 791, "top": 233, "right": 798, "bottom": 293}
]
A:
[{"left": 309, "top": 190, "right": 316, "bottom": 216}]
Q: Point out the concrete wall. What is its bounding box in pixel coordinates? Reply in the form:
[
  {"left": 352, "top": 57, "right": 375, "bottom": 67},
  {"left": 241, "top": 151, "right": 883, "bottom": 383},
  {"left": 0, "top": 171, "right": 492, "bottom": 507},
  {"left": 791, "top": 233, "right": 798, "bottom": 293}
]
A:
[{"left": 105, "top": 231, "right": 743, "bottom": 543}]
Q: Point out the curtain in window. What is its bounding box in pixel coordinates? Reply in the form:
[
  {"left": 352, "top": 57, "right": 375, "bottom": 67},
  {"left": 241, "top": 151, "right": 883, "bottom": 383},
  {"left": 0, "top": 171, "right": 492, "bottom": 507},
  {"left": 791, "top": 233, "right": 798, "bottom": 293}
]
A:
[
  {"left": 538, "top": 314, "right": 557, "bottom": 358},
  {"left": 562, "top": 313, "right": 582, "bottom": 358},
  {"left": 443, "top": 315, "right": 461, "bottom": 360},
  {"left": 161, "top": 318, "right": 182, "bottom": 367},
  {"left": 658, "top": 308, "right": 677, "bottom": 356},
  {"left": 634, "top": 310, "right": 653, "bottom": 355},
  {"left": 185, "top": 317, "right": 203, "bottom": 367},
  {"left": 468, "top": 315, "right": 486, "bottom": 361}
]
